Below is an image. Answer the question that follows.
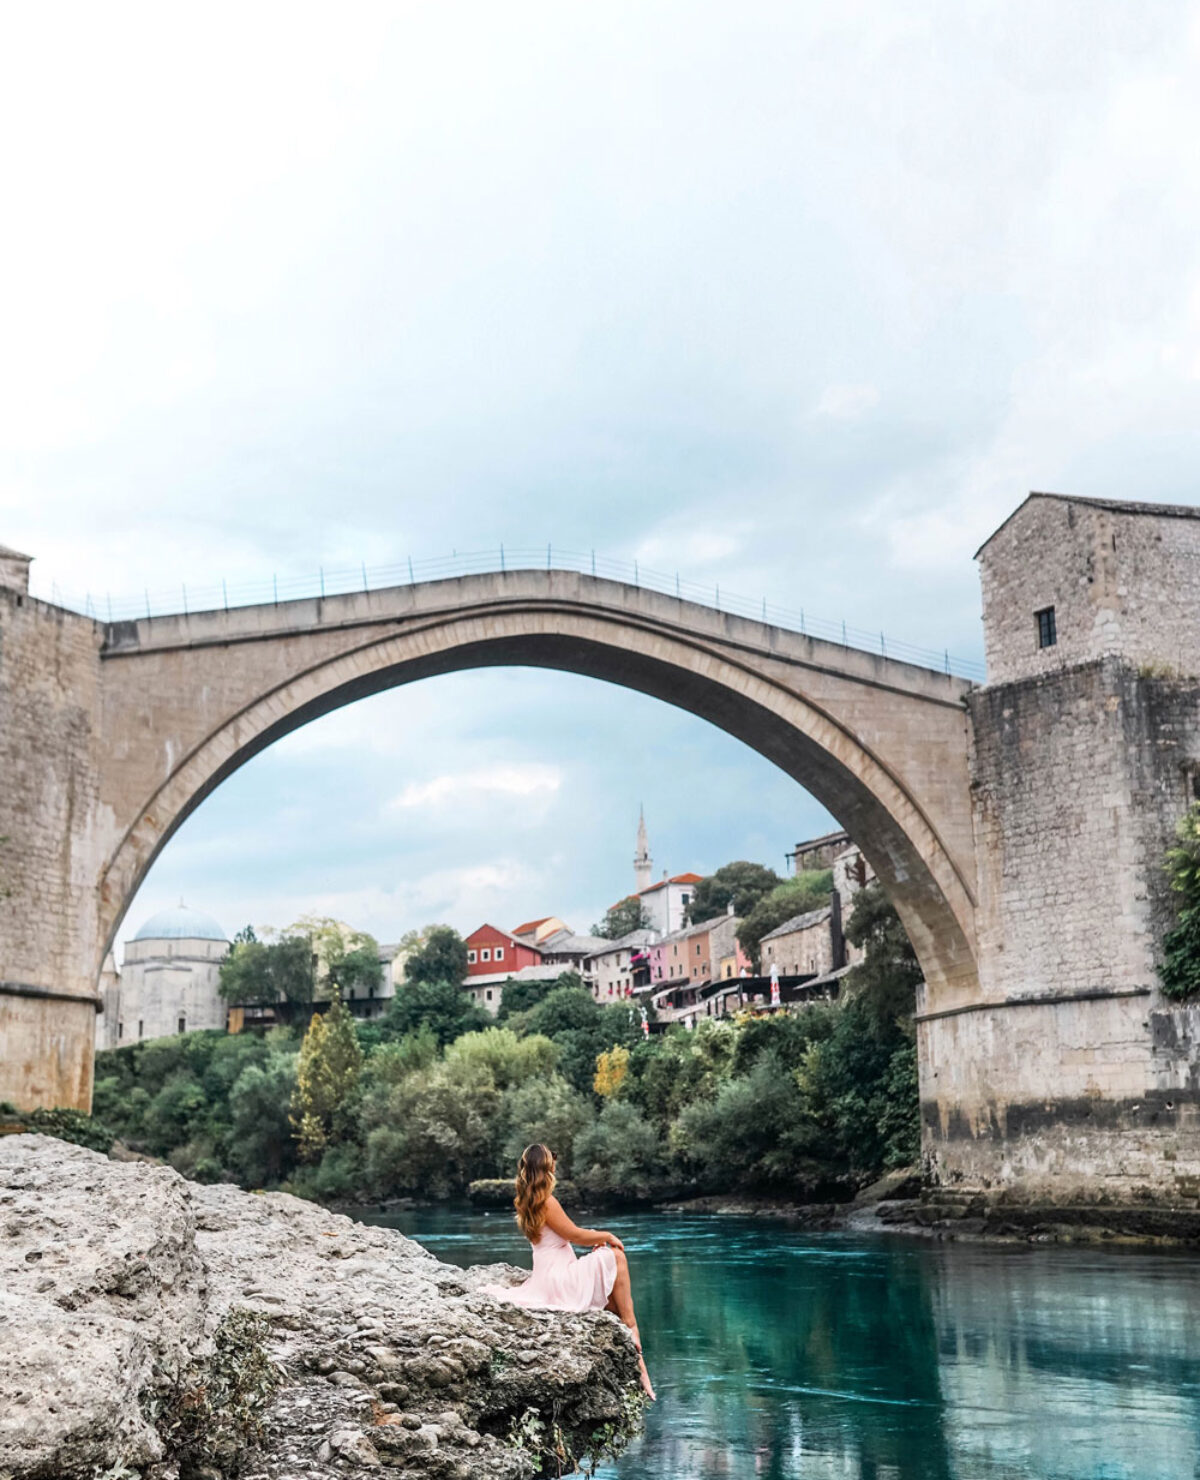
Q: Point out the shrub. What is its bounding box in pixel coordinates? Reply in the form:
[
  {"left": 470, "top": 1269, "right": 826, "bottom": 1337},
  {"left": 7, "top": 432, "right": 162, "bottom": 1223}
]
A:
[
  {"left": 1161, "top": 803, "right": 1200, "bottom": 1001},
  {"left": 445, "top": 1028, "right": 559, "bottom": 1090},
  {"left": 499, "top": 1075, "right": 594, "bottom": 1174},
  {"left": 573, "top": 1101, "right": 668, "bottom": 1201},
  {"left": 27, "top": 1106, "right": 114, "bottom": 1154}
]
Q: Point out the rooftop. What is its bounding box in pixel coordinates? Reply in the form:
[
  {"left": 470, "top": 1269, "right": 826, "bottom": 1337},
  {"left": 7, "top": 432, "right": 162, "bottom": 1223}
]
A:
[
  {"left": 539, "top": 929, "right": 611, "bottom": 956},
  {"left": 132, "top": 905, "right": 228, "bottom": 943},
  {"left": 975, "top": 492, "right": 1200, "bottom": 558},
  {"left": 639, "top": 871, "right": 704, "bottom": 895}
]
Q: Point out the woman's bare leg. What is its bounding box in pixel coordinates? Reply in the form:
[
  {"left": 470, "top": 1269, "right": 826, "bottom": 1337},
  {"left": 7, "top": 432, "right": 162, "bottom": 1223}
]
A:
[{"left": 605, "top": 1248, "right": 655, "bottom": 1399}]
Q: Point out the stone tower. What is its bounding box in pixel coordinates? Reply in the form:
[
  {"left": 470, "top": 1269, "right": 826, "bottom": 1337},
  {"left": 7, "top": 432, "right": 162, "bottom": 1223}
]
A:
[{"left": 633, "top": 807, "right": 652, "bottom": 893}]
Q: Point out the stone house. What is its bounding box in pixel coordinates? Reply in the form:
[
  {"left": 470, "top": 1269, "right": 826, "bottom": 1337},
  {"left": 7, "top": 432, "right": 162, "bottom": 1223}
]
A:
[
  {"left": 584, "top": 929, "right": 657, "bottom": 1002},
  {"left": 760, "top": 906, "right": 835, "bottom": 978}
]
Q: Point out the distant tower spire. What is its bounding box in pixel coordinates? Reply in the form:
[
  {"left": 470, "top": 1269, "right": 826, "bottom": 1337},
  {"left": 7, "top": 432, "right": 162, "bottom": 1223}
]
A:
[{"left": 634, "top": 805, "right": 653, "bottom": 893}]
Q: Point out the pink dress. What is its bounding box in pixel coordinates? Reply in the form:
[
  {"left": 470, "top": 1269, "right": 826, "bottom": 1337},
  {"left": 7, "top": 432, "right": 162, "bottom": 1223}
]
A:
[{"left": 483, "top": 1225, "right": 618, "bottom": 1312}]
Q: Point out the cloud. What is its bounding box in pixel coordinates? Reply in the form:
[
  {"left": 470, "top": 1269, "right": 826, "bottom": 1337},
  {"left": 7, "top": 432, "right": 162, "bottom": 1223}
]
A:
[
  {"left": 389, "top": 765, "right": 562, "bottom": 810},
  {"left": 812, "top": 384, "right": 880, "bottom": 420}
]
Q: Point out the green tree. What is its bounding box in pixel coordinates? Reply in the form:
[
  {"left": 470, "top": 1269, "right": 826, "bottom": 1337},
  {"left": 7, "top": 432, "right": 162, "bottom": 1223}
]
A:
[
  {"left": 843, "top": 883, "right": 922, "bottom": 1024},
  {"left": 497, "top": 974, "right": 561, "bottom": 1021},
  {"left": 364, "top": 1073, "right": 501, "bottom": 1199},
  {"left": 444, "top": 1027, "right": 559, "bottom": 1089},
  {"left": 291, "top": 991, "right": 363, "bottom": 1162},
  {"left": 499, "top": 1074, "right": 595, "bottom": 1173},
  {"left": 686, "top": 861, "right": 782, "bottom": 925},
  {"left": 593, "top": 895, "right": 652, "bottom": 939},
  {"left": 404, "top": 925, "right": 469, "bottom": 986},
  {"left": 573, "top": 1101, "right": 668, "bottom": 1201},
  {"left": 737, "top": 870, "right": 833, "bottom": 970},
  {"left": 219, "top": 932, "right": 315, "bottom": 1007},
  {"left": 675, "top": 1052, "right": 828, "bottom": 1193},
  {"left": 227, "top": 1050, "right": 300, "bottom": 1187},
  {"left": 379, "top": 978, "right": 488, "bottom": 1047},
  {"left": 1161, "top": 802, "right": 1200, "bottom": 1000},
  {"left": 289, "top": 914, "right": 382, "bottom": 996}
]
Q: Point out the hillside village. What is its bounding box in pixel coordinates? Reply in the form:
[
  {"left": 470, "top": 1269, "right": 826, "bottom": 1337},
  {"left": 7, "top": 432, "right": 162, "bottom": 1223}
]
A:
[{"left": 96, "top": 815, "right": 875, "bottom": 1048}]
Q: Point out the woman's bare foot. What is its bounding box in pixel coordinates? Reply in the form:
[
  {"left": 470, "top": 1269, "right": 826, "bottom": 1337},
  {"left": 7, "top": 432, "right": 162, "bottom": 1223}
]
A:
[{"left": 627, "top": 1325, "right": 655, "bottom": 1400}]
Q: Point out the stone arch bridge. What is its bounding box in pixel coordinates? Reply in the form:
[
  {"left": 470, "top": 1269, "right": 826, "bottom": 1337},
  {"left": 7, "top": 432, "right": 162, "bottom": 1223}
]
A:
[{"left": 4, "top": 493, "right": 1200, "bottom": 1202}]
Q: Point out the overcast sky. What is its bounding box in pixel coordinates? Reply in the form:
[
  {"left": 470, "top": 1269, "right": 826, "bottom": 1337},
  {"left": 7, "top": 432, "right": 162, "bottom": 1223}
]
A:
[{"left": 4, "top": 2, "right": 1200, "bottom": 954}]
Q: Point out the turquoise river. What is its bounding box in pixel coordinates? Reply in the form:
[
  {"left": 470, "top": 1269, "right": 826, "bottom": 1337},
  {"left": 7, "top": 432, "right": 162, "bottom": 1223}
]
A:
[{"left": 359, "top": 1207, "right": 1200, "bottom": 1480}]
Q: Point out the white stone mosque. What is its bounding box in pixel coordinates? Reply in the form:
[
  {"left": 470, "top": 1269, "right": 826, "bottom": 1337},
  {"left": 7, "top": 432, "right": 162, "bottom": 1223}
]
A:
[{"left": 95, "top": 904, "right": 230, "bottom": 1049}]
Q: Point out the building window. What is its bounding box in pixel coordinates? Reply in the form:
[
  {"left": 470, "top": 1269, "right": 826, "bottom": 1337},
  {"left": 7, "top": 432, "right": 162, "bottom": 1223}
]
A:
[
  {"left": 118, "top": 1022, "right": 124, "bottom": 1040},
  {"left": 1035, "top": 606, "right": 1057, "bottom": 649},
  {"left": 138, "top": 1020, "right": 144, "bottom": 1039},
  {"left": 467, "top": 949, "right": 477, "bottom": 964},
  {"left": 681, "top": 893, "right": 690, "bottom": 906},
  {"left": 486, "top": 989, "right": 493, "bottom": 1001},
  {"left": 481, "top": 948, "right": 491, "bottom": 962},
  {"left": 178, "top": 1015, "right": 186, "bottom": 1034},
  {"left": 495, "top": 947, "right": 504, "bottom": 962},
  {"left": 695, "top": 943, "right": 701, "bottom": 955}
]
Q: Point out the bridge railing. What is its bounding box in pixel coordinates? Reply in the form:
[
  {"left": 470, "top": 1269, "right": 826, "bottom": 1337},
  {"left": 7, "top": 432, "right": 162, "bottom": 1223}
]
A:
[{"left": 43, "top": 544, "right": 986, "bottom": 681}]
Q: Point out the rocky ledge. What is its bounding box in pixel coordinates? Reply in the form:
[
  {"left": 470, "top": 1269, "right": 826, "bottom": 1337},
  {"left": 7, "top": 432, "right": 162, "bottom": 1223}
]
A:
[{"left": 0, "top": 1136, "right": 642, "bottom": 1479}]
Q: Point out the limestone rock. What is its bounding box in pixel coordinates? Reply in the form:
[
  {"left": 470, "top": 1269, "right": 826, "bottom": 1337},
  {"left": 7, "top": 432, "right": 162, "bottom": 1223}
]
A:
[{"left": 0, "top": 1136, "right": 642, "bottom": 1479}]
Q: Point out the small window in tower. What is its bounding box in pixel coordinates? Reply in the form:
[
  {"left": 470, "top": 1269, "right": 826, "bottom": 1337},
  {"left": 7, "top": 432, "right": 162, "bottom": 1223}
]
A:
[
  {"left": 178, "top": 1015, "right": 186, "bottom": 1034},
  {"left": 118, "top": 1022, "right": 124, "bottom": 1040},
  {"left": 1035, "top": 606, "right": 1057, "bottom": 649},
  {"left": 138, "top": 1020, "right": 144, "bottom": 1039}
]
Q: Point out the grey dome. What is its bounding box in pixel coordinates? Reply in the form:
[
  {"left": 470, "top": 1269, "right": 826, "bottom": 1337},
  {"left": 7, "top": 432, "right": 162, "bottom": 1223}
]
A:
[{"left": 132, "top": 905, "right": 228, "bottom": 943}]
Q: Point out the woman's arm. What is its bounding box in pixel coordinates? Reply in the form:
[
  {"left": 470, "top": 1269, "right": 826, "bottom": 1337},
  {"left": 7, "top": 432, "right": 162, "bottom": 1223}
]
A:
[{"left": 544, "top": 1196, "right": 624, "bottom": 1251}]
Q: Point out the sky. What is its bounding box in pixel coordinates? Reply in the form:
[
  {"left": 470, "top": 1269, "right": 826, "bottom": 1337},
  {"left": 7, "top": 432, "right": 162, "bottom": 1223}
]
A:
[{"left": 3, "top": 2, "right": 1200, "bottom": 954}]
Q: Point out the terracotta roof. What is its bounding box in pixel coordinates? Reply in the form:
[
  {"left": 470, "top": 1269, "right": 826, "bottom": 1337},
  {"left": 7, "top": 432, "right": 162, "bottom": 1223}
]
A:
[
  {"left": 975, "top": 492, "right": 1200, "bottom": 559},
  {"left": 512, "top": 917, "right": 552, "bottom": 936},
  {"left": 639, "top": 872, "right": 703, "bottom": 894},
  {"left": 465, "top": 923, "right": 539, "bottom": 953}
]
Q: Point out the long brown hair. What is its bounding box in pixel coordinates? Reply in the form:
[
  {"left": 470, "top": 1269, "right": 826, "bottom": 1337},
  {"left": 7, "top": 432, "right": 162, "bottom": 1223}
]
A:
[{"left": 514, "top": 1143, "right": 556, "bottom": 1240}]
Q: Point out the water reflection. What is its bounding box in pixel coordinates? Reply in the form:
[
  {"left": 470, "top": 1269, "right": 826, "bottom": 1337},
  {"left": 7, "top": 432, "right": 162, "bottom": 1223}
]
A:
[{"left": 358, "top": 1208, "right": 1200, "bottom": 1479}]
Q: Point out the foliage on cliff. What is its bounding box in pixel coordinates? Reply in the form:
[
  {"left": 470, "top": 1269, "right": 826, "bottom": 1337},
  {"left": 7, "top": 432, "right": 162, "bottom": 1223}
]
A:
[{"left": 1161, "top": 802, "right": 1200, "bottom": 1001}]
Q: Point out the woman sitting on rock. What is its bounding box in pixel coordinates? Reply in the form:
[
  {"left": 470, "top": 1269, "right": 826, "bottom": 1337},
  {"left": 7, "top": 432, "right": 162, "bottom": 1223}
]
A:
[{"left": 482, "top": 1142, "right": 655, "bottom": 1399}]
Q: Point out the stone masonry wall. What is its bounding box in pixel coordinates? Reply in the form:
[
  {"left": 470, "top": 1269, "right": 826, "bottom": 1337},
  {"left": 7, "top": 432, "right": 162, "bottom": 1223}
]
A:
[
  {"left": 923, "top": 657, "right": 1200, "bottom": 1197},
  {"left": 0, "top": 588, "right": 107, "bottom": 1108},
  {"left": 979, "top": 495, "right": 1200, "bottom": 685}
]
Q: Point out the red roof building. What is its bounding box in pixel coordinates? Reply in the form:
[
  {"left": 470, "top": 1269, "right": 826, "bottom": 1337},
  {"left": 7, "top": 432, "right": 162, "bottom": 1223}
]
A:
[{"left": 464, "top": 924, "right": 542, "bottom": 978}]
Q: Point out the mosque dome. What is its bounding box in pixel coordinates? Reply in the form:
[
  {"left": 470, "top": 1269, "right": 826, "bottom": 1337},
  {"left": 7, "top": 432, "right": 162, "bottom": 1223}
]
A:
[{"left": 132, "top": 905, "right": 228, "bottom": 943}]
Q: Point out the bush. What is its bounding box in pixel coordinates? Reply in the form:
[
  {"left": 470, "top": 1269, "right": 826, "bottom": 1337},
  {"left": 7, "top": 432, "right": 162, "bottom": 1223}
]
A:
[
  {"left": 26, "top": 1106, "right": 114, "bottom": 1154},
  {"left": 445, "top": 1028, "right": 559, "bottom": 1090},
  {"left": 1161, "top": 803, "right": 1200, "bottom": 1001},
  {"left": 499, "top": 1075, "right": 594, "bottom": 1174},
  {"left": 674, "top": 1053, "right": 825, "bottom": 1193},
  {"left": 364, "top": 1073, "right": 501, "bottom": 1199},
  {"left": 573, "top": 1101, "right": 669, "bottom": 1202}
]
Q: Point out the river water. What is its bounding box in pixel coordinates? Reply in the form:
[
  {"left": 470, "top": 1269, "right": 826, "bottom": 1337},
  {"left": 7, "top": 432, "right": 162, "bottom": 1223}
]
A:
[{"left": 359, "top": 1206, "right": 1200, "bottom": 1479}]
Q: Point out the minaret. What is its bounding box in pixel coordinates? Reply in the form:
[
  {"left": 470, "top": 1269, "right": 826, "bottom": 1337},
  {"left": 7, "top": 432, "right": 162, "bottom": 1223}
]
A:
[{"left": 634, "top": 806, "right": 653, "bottom": 894}]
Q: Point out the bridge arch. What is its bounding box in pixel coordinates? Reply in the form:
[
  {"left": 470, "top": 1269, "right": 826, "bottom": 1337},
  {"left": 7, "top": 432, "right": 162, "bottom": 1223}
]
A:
[{"left": 97, "top": 581, "right": 978, "bottom": 1006}]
